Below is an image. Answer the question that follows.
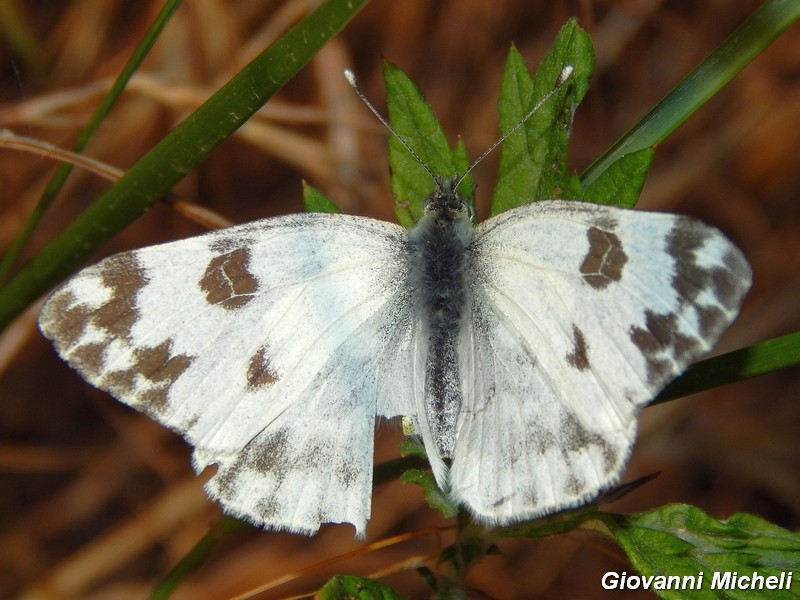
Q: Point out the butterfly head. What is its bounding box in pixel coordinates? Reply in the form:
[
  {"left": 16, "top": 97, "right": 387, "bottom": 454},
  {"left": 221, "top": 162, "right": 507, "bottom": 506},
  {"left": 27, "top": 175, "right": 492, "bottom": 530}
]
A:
[{"left": 424, "top": 175, "right": 475, "bottom": 224}]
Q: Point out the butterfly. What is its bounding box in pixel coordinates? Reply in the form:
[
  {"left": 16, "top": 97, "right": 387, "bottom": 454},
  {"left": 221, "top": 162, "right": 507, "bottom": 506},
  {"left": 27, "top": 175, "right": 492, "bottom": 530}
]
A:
[{"left": 38, "top": 66, "right": 751, "bottom": 538}]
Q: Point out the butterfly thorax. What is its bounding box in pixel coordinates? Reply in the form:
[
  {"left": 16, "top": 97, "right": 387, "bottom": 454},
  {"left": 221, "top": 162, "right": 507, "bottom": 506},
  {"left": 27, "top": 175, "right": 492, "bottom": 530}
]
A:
[{"left": 408, "top": 177, "right": 473, "bottom": 460}]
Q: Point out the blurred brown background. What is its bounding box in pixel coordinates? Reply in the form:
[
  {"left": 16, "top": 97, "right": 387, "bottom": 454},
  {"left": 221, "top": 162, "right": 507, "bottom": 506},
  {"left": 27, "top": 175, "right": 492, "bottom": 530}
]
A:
[{"left": 1, "top": 1, "right": 798, "bottom": 598}]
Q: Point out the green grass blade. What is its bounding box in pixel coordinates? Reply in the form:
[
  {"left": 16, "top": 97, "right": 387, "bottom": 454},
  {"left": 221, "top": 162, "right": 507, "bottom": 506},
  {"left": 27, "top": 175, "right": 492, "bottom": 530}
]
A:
[
  {"left": 581, "top": 0, "right": 800, "bottom": 187},
  {"left": 0, "top": 0, "right": 50, "bottom": 78},
  {"left": 0, "top": 0, "right": 183, "bottom": 285},
  {"left": 655, "top": 331, "right": 800, "bottom": 403},
  {"left": 148, "top": 517, "right": 247, "bottom": 600},
  {"left": 581, "top": 147, "right": 654, "bottom": 208},
  {"left": 0, "top": 0, "right": 369, "bottom": 331}
]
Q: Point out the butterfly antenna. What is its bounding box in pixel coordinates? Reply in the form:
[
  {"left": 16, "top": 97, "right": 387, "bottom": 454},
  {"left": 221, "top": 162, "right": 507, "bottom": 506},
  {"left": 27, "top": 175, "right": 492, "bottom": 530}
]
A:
[
  {"left": 454, "top": 64, "right": 574, "bottom": 189},
  {"left": 344, "top": 69, "right": 441, "bottom": 189}
]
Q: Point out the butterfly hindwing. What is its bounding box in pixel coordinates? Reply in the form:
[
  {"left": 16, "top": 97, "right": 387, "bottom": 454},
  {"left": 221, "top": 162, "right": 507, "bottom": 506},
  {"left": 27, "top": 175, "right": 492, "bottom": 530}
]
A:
[
  {"left": 39, "top": 213, "right": 422, "bottom": 536},
  {"left": 450, "top": 200, "right": 751, "bottom": 523}
]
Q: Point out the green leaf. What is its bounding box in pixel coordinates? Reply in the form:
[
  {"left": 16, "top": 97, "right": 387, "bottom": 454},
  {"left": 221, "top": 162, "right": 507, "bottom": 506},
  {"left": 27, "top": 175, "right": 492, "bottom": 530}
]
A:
[
  {"left": 302, "top": 181, "right": 342, "bottom": 213},
  {"left": 581, "top": 147, "right": 655, "bottom": 208},
  {"left": 451, "top": 138, "right": 473, "bottom": 206},
  {"left": 383, "top": 61, "right": 472, "bottom": 227},
  {"left": 491, "top": 18, "right": 593, "bottom": 215},
  {"left": 318, "top": 574, "right": 407, "bottom": 600},
  {"left": 582, "top": 0, "right": 800, "bottom": 187},
  {"left": 0, "top": 0, "right": 369, "bottom": 331},
  {"left": 398, "top": 437, "right": 428, "bottom": 459},
  {"left": 439, "top": 534, "right": 499, "bottom": 575},
  {"left": 416, "top": 566, "right": 438, "bottom": 592},
  {"left": 400, "top": 469, "right": 459, "bottom": 519},
  {"left": 603, "top": 504, "right": 800, "bottom": 600},
  {"left": 494, "top": 505, "right": 601, "bottom": 539},
  {"left": 373, "top": 455, "right": 430, "bottom": 486}
]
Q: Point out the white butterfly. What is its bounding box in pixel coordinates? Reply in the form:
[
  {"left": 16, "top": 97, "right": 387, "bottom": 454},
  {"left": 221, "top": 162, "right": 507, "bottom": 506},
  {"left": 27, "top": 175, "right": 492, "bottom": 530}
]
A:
[{"left": 38, "top": 69, "right": 751, "bottom": 538}]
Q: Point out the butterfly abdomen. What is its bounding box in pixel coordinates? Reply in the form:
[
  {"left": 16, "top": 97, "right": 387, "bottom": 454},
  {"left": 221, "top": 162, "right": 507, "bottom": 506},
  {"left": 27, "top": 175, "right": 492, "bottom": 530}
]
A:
[{"left": 409, "top": 186, "right": 473, "bottom": 460}]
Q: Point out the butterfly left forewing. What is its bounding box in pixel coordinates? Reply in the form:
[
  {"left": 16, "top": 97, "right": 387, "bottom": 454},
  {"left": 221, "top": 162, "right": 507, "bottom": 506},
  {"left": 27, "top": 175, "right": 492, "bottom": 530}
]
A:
[
  {"left": 451, "top": 200, "right": 751, "bottom": 524},
  {"left": 39, "top": 213, "right": 421, "bottom": 535}
]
